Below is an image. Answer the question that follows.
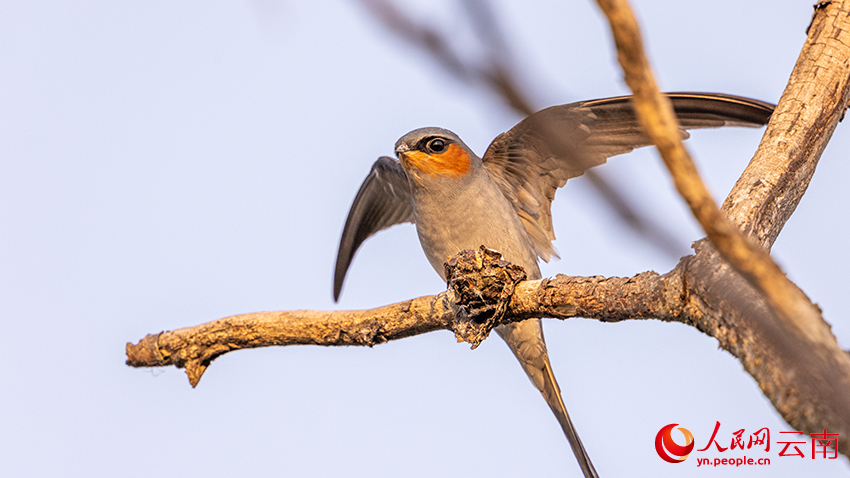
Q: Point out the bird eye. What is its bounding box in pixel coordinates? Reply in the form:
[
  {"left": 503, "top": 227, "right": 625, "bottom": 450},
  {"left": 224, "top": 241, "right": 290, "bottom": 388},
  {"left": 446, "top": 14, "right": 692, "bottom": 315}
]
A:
[{"left": 426, "top": 138, "right": 447, "bottom": 154}]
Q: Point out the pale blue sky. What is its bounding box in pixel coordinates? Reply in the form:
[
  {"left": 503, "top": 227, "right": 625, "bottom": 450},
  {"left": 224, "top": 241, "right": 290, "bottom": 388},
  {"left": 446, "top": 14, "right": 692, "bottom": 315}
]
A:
[{"left": 1, "top": 1, "right": 847, "bottom": 477}]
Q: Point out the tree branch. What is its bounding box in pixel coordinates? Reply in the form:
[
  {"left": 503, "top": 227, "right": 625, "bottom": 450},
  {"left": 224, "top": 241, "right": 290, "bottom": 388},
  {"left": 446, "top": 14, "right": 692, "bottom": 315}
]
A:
[
  {"left": 594, "top": 0, "right": 850, "bottom": 455},
  {"left": 127, "top": 294, "right": 454, "bottom": 387},
  {"left": 127, "top": 251, "right": 672, "bottom": 386},
  {"left": 127, "top": 0, "right": 850, "bottom": 459},
  {"left": 723, "top": 1, "right": 850, "bottom": 248}
]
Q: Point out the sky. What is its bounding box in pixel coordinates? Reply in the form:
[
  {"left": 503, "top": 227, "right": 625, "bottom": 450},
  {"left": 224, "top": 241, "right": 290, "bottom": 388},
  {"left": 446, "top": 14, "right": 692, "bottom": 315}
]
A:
[{"left": 1, "top": 1, "right": 848, "bottom": 477}]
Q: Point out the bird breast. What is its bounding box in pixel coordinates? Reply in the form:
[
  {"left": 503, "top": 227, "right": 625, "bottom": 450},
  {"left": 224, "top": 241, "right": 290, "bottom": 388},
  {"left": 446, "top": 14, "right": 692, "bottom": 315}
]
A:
[{"left": 410, "top": 170, "right": 541, "bottom": 281}]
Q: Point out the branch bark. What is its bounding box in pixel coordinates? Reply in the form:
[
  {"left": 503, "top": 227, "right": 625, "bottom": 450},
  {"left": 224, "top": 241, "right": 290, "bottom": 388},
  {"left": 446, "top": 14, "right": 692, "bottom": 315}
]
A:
[
  {"left": 595, "top": 0, "right": 827, "bottom": 345},
  {"left": 127, "top": 263, "right": 673, "bottom": 387},
  {"left": 127, "top": 0, "right": 850, "bottom": 459},
  {"left": 594, "top": 0, "right": 850, "bottom": 455}
]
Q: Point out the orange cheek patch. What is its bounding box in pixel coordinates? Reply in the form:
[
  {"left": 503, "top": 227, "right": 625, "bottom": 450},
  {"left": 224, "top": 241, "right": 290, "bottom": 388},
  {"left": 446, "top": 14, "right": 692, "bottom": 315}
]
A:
[{"left": 401, "top": 144, "right": 471, "bottom": 178}]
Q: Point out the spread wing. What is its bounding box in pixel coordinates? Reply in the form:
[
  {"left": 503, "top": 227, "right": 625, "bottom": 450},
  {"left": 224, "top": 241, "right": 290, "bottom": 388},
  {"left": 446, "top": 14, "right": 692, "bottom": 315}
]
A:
[
  {"left": 482, "top": 92, "right": 774, "bottom": 261},
  {"left": 334, "top": 156, "right": 414, "bottom": 301}
]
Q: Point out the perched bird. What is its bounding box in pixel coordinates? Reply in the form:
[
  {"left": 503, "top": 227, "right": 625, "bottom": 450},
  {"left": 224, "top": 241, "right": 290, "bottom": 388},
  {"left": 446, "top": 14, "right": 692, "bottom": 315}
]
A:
[{"left": 333, "top": 93, "right": 774, "bottom": 477}]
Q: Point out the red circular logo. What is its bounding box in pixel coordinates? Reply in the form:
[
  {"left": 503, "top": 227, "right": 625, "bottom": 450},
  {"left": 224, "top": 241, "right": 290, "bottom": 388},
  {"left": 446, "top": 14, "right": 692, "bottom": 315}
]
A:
[{"left": 655, "top": 423, "right": 695, "bottom": 463}]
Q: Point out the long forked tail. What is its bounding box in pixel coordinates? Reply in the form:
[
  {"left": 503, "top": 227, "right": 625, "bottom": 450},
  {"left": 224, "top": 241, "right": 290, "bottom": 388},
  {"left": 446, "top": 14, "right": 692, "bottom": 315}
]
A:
[
  {"left": 542, "top": 360, "right": 598, "bottom": 478},
  {"left": 496, "top": 319, "right": 599, "bottom": 478}
]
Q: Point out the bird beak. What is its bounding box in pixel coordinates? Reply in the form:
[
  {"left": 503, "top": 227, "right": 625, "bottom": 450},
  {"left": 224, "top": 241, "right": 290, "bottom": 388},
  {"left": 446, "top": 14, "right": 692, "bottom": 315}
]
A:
[{"left": 395, "top": 144, "right": 411, "bottom": 166}]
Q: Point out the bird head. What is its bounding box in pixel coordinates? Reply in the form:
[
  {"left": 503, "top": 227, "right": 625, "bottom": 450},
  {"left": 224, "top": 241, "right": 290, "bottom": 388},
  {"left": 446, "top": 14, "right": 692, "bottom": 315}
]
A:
[{"left": 394, "top": 127, "right": 478, "bottom": 181}]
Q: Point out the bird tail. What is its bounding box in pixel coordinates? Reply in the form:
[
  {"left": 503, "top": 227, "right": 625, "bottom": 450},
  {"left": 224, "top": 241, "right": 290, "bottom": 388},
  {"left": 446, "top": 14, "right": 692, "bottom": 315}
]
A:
[{"left": 496, "top": 320, "right": 599, "bottom": 478}]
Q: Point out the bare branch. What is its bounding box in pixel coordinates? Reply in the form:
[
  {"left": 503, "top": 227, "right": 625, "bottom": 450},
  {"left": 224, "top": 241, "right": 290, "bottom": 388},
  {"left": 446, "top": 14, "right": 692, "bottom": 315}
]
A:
[
  {"left": 127, "top": 249, "right": 672, "bottom": 387},
  {"left": 594, "top": 0, "right": 830, "bottom": 342},
  {"left": 722, "top": 2, "right": 850, "bottom": 248},
  {"left": 594, "top": 0, "right": 850, "bottom": 454},
  {"left": 127, "top": 294, "right": 454, "bottom": 387}
]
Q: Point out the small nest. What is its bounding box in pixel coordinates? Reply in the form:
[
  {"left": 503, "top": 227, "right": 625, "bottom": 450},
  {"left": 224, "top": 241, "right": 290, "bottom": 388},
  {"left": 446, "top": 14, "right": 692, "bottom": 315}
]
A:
[{"left": 444, "top": 246, "right": 527, "bottom": 349}]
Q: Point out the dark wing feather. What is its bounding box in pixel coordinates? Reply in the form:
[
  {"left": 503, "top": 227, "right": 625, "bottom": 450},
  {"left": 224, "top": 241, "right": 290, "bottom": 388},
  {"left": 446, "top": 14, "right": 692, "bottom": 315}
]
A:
[
  {"left": 333, "top": 156, "right": 414, "bottom": 301},
  {"left": 482, "top": 92, "right": 774, "bottom": 261}
]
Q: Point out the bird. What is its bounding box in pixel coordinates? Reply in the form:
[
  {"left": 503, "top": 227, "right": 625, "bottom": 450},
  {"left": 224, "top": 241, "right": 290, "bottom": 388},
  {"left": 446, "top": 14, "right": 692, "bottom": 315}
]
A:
[{"left": 333, "top": 92, "right": 774, "bottom": 477}]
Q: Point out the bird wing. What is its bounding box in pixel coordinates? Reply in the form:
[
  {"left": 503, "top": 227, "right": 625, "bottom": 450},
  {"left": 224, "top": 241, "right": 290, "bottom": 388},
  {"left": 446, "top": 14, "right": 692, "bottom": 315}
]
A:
[
  {"left": 333, "top": 156, "right": 414, "bottom": 301},
  {"left": 481, "top": 92, "right": 774, "bottom": 261}
]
